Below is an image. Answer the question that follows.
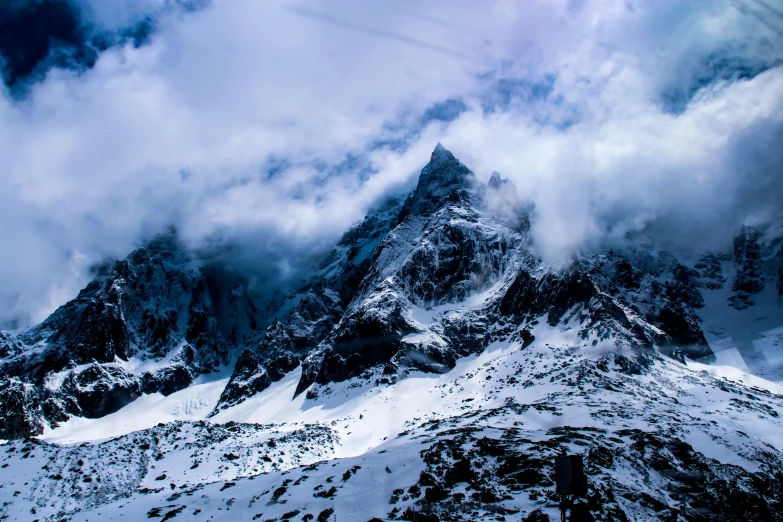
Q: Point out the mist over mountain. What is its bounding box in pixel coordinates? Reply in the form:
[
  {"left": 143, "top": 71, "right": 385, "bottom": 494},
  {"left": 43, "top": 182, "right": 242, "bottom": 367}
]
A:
[
  {"left": 1, "top": 143, "right": 782, "bottom": 521},
  {"left": 1, "top": 2, "right": 783, "bottom": 521},
  {"left": 2, "top": 0, "right": 783, "bottom": 332}
]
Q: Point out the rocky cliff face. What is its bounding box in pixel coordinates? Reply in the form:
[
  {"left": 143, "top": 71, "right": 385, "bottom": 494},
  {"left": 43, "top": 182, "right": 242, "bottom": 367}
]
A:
[
  {"left": 730, "top": 226, "right": 765, "bottom": 309},
  {"left": 778, "top": 259, "right": 783, "bottom": 303},
  {"left": 0, "top": 235, "right": 229, "bottom": 438},
  {"left": 213, "top": 195, "right": 406, "bottom": 413},
  {"left": 214, "top": 145, "right": 722, "bottom": 414}
]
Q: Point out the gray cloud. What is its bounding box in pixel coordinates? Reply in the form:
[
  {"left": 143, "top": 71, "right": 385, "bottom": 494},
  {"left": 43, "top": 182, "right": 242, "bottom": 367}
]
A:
[{"left": 1, "top": 0, "right": 782, "bottom": 328}]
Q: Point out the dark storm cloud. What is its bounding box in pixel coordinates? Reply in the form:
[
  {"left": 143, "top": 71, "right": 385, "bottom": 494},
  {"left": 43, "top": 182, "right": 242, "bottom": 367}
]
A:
[
  {"left": 0, "top": 0, "right": 93, "bottom": 91},
  {"left": 0, "top": 0, "right": 205, "bottom": 95}
]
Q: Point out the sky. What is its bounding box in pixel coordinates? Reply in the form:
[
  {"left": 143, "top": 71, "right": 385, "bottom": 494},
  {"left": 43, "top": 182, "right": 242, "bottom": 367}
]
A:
[{"left": 1, "top": 0, "right": 782, "bottom": 329}]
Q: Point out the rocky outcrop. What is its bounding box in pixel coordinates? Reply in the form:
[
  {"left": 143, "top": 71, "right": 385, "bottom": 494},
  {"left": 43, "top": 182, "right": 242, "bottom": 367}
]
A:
[
  {"left": 694, "top": 252, "right": 726, "bottom": 290},
  {"left": 778, "top": 258, "right": 783, "bottom": 303},
  {"left": 210, "top": 196, "right": 406, "bottom": 414},
  {"left": 0, "top": 332, "right": 23, "bottom": 360},
  {"left": 214, "top": 319, "right": 299, "bottom": 412},
  {"left": 0, "top": 377, "right": 44, "bottom": 438},
  {"left": 588, "top": 252, "right": 713, "bottom": 362},
  {"left": 59, "top": 363, "right": 143, "bottom": 418},
  {"left": 0, "top": 233, "right": 230, "bottom": 438},
  {"left": 730, "top": 226, "right": 765, "bottom": 309},
  {"left": 298, "top": 280, "right": 420, "bottom": 395},
  {"left": 395, "top": 142, "right": 478, "bottom": 221},
  {"left": 214, "top": 145, "right": 720, "bottom": 409},
  {"left": 140, "top": 364, "right": 193, "bottom": 396}
]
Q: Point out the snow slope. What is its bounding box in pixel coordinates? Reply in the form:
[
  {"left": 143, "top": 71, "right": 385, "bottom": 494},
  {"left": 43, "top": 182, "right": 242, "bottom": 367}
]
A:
[{"left": 2, "top": 318, "right": 782, "bottom": 521}]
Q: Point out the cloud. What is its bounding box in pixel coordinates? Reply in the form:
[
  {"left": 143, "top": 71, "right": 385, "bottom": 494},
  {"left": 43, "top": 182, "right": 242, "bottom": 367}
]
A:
[
  {"left": 0, "top": 0, "right": 179, "bottom": 95},
  {"left": 1, "top": 0, "right": 782, "bottom": 327}
]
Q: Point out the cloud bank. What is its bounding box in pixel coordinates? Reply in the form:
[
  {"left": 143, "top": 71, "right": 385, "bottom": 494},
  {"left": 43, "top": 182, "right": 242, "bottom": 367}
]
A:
[{"left": 1, "top": 0, "right": 782, "bottom": 328}]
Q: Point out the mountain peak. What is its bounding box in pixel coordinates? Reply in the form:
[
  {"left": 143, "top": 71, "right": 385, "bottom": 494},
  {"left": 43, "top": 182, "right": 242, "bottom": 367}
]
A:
[
  {"left": 488, "top": 171, "right": 503, "bottom": 188},
  {"left": 397, "top": 144, "right": 478, "bottom": 219},
  {"left": 486, "top": 170, "right": 518, "bottom": 195},
  {"left": 428, "top": 142, "right": 459, "bottom": 168}
]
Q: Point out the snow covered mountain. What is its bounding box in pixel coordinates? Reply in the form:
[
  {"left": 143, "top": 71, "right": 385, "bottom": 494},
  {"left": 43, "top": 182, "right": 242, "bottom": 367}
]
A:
[
  {"left": 216, "top": 143, "right": 719, "bottom": 413},
  {"left": 0, "top": 234, "right": 232, "bottom": 439},
  {"left": 1, "top": 145, "right": 782, "bottom": 521}
]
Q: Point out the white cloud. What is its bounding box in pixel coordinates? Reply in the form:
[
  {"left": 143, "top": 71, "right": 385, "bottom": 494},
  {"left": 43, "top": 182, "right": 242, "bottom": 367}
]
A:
[{"left": 1, "top": 0, "right": 782, "bottom": 327}]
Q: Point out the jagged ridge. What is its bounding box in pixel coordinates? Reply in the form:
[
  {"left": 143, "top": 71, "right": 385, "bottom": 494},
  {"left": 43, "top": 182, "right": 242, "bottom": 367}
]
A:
[
  {"left": 0, "top": 235, "right": 229, "bottom": 438},
  {"left": 213, "top": 145, "right": 721, "bottom": 414}
]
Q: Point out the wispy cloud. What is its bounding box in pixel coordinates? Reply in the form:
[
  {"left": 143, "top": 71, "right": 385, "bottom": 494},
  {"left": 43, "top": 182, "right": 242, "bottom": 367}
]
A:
[{"left": 1, "top": 0, "right": 782, "bottom": 327}]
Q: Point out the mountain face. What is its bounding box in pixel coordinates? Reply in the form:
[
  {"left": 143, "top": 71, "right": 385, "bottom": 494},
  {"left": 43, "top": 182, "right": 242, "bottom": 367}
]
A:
[
  {"left": 0, "top": 235, "right": 229, "bottom": 438},
  {"left": 214, "top": 144, "right": 716, "bottom": 413},
  {"left": 1, "top": 145, "right": 782, "bottom": 521}
]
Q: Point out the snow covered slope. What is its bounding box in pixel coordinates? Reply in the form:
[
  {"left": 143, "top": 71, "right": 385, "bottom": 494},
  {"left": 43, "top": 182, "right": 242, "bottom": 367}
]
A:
[{"left": 1, "top": 329, "right": 782, "bottom": 521}]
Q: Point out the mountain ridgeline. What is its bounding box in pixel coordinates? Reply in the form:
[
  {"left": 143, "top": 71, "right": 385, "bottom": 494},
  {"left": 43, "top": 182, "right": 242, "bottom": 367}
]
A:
[{"left": 1, "top": 144, "right": 781, "bottom": 440}]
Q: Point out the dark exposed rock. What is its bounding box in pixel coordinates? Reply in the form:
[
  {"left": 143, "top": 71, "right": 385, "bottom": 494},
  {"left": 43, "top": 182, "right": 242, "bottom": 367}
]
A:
[
  {"left": 500, "top": 260, "right": 596, "bottom": 326},
  {"left": 668, "top": 263, "right": 705, "bottom": 309},
  {"left": 694, "top": 252, "right": 726, "bottom": 290},
  {"left": 61, "top": 363, "right": 142, "bottom": 418},
  {"left": 588, "top": 252, "right": 713, "bottom": 362},
  {"left": 0, "top": 377, "right": 43, "bottom": 439},
  {"left": 214, "top": 197, "right": 405, "bottom": 408},
  {"left": 396, "top": 143, "right": 478, "bottom": 221},
  {"left": 602, "top": 250, "right": 643, "bottom": 291},
  {"left": 397, "top": 218, "right": 516, "bottom": 305},
  {"left": 141, "top": 364, "right": 193, "bottom": 396},
  {"left": 522, "top": 509, "right": 550, "bottom": 521},
  {"left": 0, "top": 332, "right": 24, "bottom": 360},
  {"left": 41, "top": 396, "right": 70, "bottom": 425},
  {"left": 730, "top": 226, "right": 765, "bottom": 309},
  {"left": 778, "top": 258, "right": 783, "bottom": 303},
  {"left": 214, "top": 319, "right": 300, "bottom": 412},
  {"left": 317, "top": 507, "right": 335, "bottom": 522},
  {"left": 12, "top": 234, "right": 228, "bottom": 381},
  {"left": 48, "top": 289, "right": 130, "bottom": 364},
  {"left": 0, "top": 233, "right": 229, "bottom": 437},
  {"left": 298, "top": 283, "right": 419, "bottom": 395},
  {"left": 216, "top": 144, "right": 722, "bottom": 409}
]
